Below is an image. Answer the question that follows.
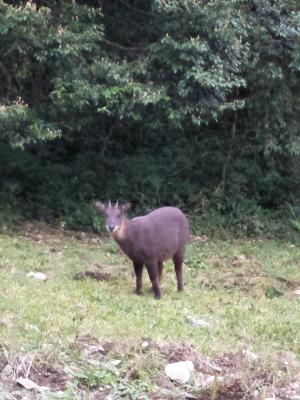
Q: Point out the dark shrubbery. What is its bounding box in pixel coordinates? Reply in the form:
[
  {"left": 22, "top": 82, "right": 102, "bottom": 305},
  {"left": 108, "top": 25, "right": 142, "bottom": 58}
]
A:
[{"left": 0, "top": 1, "right": 299, "bottom": 235}]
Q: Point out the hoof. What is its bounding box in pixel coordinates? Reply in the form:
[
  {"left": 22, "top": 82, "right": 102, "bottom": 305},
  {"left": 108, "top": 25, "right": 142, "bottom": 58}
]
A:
[
  {"left": 154, "top": 290, "right": 162, "bottom": 300},
  {"left": 135, "top": 289, "right": 143, "bottom": 296}
]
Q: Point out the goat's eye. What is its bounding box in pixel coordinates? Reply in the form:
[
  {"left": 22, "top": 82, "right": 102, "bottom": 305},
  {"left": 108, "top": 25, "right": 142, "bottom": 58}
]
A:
[{"left": 117, "top": 213, "right": 121, "bottom": 218}]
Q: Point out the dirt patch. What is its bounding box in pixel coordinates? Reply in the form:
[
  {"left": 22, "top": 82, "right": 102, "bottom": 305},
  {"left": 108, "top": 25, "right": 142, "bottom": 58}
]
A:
[
  {"left": 2, "top": 341, "right": 299, "bottom": 399},
  {"left": 73, "top": 271, "right": 111, "bottom": 281},
  {"left": 26, "top": 363, "right": 68, "bottom": 391},
  {"left": 18, "top": 220, "right": 103, "bottom": 247},
  {"left": 197, "top": 268, "right": 265, "bottom": 291},
  {"left": 190, "top": 234, "right": 208, "bottom": 244},
  {"left": 160, "top": 343, "right": 212, "bottom": 372},
  {"left": 72, "top": 335, "right": 116, "bottom": 358},
  {"left": 204, "top": 253, "right": 300, "bottom": 294},
  {"left": 155, "top": 343, "right": 300, "bottom": 400},
  {"left": 0, "top": 353, "right": 69, "bottom": 394},
  {"left": 197, "top": 258, "right": 296, "bottom": 294},
  {"left": 21, "top": 221, "right": 59, "bottom": 243}
]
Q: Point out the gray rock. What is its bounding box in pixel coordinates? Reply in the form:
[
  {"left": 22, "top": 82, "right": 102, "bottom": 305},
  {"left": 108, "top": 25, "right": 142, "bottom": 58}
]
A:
[
  {"left": 186, "top": 315, "right": 210, "bottom": 328},
  {"left": 165, "top": 360, "right": 194, "bottom": 384},
  {"left": 26, "top": 272, "right": 48, "bottom": 281}
]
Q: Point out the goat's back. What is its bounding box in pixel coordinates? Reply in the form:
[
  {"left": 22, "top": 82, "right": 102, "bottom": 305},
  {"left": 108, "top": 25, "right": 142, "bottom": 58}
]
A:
[{"left": 127, "top": 207, "right": 189, "bottom": 262}]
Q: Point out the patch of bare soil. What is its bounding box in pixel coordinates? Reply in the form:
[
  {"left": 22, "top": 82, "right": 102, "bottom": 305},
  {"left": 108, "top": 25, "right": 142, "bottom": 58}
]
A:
[
  {"left": 19, "top": 220, "right": 103, "bottom": 247},
  {"left": 199, "top": 253, "right": 300, "bottom": 294},
  {"left": 0, "top": 353, "right": 69, "bottom": 395},
  {"left": 2, "top": 340, "right": 299, "bottom": 399},
  {"left": 161, "top": 343, "right": 213, "bottom": 372},
  {"left": 198, "top": 267, "right": 265, "bottom": 292},
  {"left": 27, "top": 363, "right": 68, "bottom": 391},
  {"left": 70, "top": 337, "right": 300, "bottom": 399},
  {"left": 73, "top": 335, "right": 116, "bottom": 358},
  {"left": 190, "top": 234, "right": 208, "bottom": 244},
  {"left": 85, "top": 388, "right": 115, "bottom": 400},
  {"left": 154, "top": 343, "right": 300, "bottom": 400},
  {"left": 206, "top": 254, "right": 300, "bottom": 294},
  {"left": 73, "top": 270, "right": 112, "bottom": 281}
]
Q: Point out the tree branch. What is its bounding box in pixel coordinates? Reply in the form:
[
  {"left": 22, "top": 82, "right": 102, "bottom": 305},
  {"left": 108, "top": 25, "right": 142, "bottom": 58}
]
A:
[
  {"left": 101, "top": 38, "right": 149, "bottom": 53},
  {"left": 101, "top": 119, "right": 119, "bottom": 157},
  {"left": 214, "top": 111, "right": 238, "bottom": 195},
  {"left": 116, "top": 0, "right": 156, "bottom": 18}
]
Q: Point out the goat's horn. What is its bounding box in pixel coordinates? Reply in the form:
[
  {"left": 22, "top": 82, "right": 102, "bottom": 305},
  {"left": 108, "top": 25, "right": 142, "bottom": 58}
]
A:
[
  {"left": 115, "top": 200, "right": 118, "bottom": 208},
  {"left": 108, "top": 200, "right": 111, "bottom": 207}
]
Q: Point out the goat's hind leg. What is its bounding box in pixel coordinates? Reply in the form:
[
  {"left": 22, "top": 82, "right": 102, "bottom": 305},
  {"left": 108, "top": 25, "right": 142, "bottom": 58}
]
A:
[
  {"left": 173, "top": 250, "right": 184, "bottom": 292},
  {"left": 146, "top": 262, "right": 161, "bottom": 299}
]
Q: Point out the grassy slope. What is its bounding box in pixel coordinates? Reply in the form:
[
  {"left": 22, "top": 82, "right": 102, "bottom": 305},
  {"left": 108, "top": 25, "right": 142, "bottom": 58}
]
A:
[
  {"left": 1, "top": 227, "right": 299, "bottom": 355},
  {"left": 0, "top": 225, "right": 299, "bottom": 397}
]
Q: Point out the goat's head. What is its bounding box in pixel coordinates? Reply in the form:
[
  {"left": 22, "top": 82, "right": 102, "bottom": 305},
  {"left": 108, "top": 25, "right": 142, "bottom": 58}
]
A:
[{"left": 95, "top": 201, "right": 131, "bottom": 232}]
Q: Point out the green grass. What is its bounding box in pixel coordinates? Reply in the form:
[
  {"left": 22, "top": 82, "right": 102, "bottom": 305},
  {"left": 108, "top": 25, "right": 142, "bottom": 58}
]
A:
[{"left": 0, "top": 225, "right": 299, "bottom": 398}]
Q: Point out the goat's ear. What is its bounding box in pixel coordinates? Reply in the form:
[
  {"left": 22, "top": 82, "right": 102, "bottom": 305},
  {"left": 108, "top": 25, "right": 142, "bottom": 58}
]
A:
[
  {"left": 122, "top": 202, "right": 131, "bottom": 213},
  {"left": 95, "top": 201, "right": 106, "bottom": 212}
]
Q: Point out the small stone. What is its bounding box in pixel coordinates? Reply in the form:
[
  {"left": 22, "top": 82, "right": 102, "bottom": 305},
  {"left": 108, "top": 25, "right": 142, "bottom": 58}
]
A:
[
  {"left": 16, "top": 377, "right": 49, "bottom": 392},
  {"left": 293, "top": 288, "right": 300, "bottom": 296},
  {"left": 110, "top": 359, "right": 121, "bottom": 366},
  {"left": 186, "top": 316, "right": 210, "bottom": 328},
  {"left": 90, "top": 238, "right": 102, "bottom": 245},
  {"left": 142, "top": 341, "right": 149, "bottom": 348},
  {"left": 27, "top": 272, "right": 48, "bottom": 281},
  {"left": 232, "top": 254, "right": 247, "bottom": 267},
  {"left": 165, "top": 360, "right": 194, "bottom": 384},
  {"left": 25, "top": 324, "right": 40, "bottom": 332},
  {"left": 242, "top": 349, "right": 258, "bottom": 361},
  {"left": 30, "top": 233, "right": 44, "bottom": 242},
  {"left": 82, "top": 344, "right": 105, "bottom": 357}
]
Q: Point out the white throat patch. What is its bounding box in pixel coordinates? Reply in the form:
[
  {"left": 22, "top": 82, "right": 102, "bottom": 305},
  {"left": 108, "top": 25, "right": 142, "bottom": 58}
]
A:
[{"left": 112, "top": 222, "right": 126, "bottom": 240}]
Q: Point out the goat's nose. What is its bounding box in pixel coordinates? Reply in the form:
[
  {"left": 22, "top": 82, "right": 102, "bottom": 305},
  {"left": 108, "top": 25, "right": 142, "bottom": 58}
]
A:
[{"left": 108, "top": 224, "right": 115, "bottom": 232}]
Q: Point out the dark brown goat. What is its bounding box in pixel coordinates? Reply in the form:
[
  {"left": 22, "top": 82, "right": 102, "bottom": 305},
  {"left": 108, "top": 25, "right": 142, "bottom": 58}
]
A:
[{"left": 95, "top": 201, "right": 189, "bottom": 299}]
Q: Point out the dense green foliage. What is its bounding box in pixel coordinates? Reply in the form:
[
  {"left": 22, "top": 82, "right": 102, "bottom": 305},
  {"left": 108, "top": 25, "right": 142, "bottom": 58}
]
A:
[{"left": 0, "top": 0, "right": 300, "bottom": 230}]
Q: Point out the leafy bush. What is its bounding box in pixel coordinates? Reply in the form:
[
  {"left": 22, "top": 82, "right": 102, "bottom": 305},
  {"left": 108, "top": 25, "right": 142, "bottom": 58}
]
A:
[{"left": 0, "top": 0, "right": 299, "bottom": 236}]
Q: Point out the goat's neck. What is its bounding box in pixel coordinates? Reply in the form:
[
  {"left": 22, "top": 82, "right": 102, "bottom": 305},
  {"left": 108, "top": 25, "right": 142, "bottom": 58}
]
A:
[{"left": 112, "top": 218, "right": 128, "bottom": 243}]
